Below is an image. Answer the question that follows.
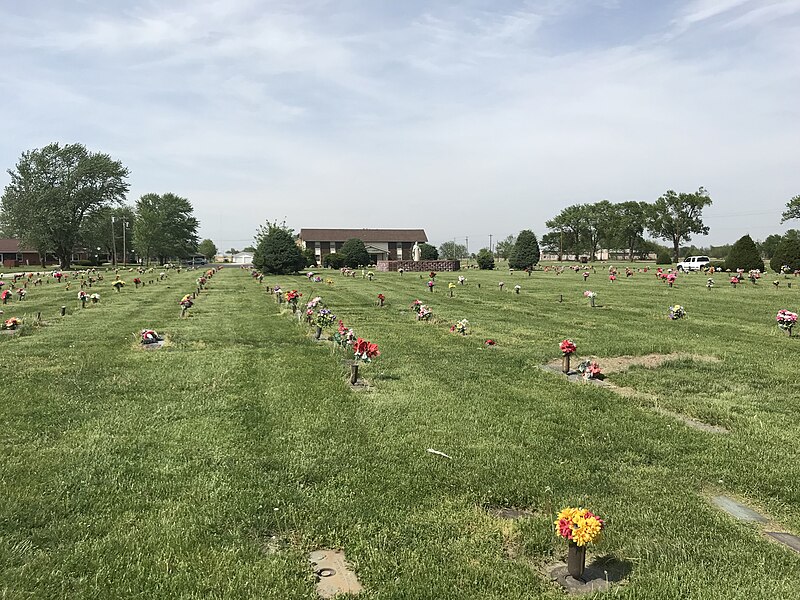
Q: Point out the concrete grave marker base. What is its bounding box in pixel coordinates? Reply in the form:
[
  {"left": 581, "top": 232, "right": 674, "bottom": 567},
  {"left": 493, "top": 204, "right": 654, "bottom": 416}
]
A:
[
  {"left": 546, "top": 555, "right": 630, "bottom": 596},
  {"left": 0, "top": 328, "right": 22, "bottom": 336},
  {"left": 765, "top": 532, "right": 800, "bottom": 554},
  {"left": 711, "top": 496, "right": 769, "bottom": 523},
  {"left": 309, "top": 549, "right": 363, "bottom": 598},
  {"left": 141, "top": 341, "right": 165, "bottom": 350}
]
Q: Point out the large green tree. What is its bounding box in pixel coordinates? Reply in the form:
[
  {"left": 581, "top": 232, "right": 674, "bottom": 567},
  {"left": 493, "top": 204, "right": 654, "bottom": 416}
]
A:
[
  {"left": 613, "top": 201, "right": 650, "bottom": 260},
  {"left": 439, "top": 241, "right": 467, "bottom": 260},
  {"left": 197, "top": 239, "right": 218, "bottom": 260},
  {"left": 781, "top": 195, "right": 800, "bottom": 223},
  {"left": 725, "top": 234, "right": 764, "bottom": 272},
  {"left": 419, "top": 242, "right": 438, "bottom": 260},
  {"left": 339, "top": 238, "right": 370, "bottom": 268},
  {"left": 252, "top": 221, "right": 305, "bottom": 274},
  {"left": 476, "top": 248, "right": 495, "bottom": 270},
  {"left": 132, "top": 193, "right": 199, "bottom": 265},
  {"left": 757, "top": 234, "right": 782, "bottom": 259},
  {"left": 647, "top": 187, "right": 712, "bottom": 262},
  {"left": 770, "top": 236, "right": 800, "bottom": 273},
  {"left": 1, "top": 142, "right": 130, "bottom": 268},
  {"left": 509, "top": 230, "right": 540, "bottom": 269},
  {"left": 494, "top": 235, "right": 516, "bottom": 259},
  {"left": 545, "top": 204, "right": 586, "bottom": 259}
]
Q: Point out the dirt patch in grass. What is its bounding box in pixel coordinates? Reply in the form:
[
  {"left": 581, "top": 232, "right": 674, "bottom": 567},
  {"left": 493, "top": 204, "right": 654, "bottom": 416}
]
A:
[{"left": 546, "top": 352, "right": 719, "bottom": 374}]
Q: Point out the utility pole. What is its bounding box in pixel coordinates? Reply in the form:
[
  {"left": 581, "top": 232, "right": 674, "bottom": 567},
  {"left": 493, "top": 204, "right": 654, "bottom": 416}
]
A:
[
  {"left": 111, "top": 216, "right": 117, "bottom": 266},
  {"left": 489, "top": 234, "right": 493, "bottom": 255},
  {"left": 122, "top": 219, "right": 127, "bottom": 266},
  {"left": 465, "top": 236, "right": 469, "bottom": 258}
]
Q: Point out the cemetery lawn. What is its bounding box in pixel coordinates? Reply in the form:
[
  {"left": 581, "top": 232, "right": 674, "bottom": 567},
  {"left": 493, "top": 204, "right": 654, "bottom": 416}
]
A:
[{"left": 1, "top": 266, "right": 799, "bottom": 599}]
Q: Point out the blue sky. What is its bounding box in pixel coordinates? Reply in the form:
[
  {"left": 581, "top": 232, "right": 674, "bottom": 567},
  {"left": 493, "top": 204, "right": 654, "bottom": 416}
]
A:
[{"left": 1, "top": 0, "right": 798, "bottom": 250}]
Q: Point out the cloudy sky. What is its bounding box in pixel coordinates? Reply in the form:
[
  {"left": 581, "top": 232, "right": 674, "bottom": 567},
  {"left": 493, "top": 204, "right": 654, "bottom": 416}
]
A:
[{"left": 1, "top": 0, "right": 798, "bottom": 250}]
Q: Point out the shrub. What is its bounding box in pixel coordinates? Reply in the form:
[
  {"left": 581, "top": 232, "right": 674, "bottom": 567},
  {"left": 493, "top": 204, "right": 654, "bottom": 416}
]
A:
[
  {"left": 509, "top": 230, "right": 540, "bottom": 269},
  {"left": 476, "top": 248, "right": 495, "bottom": 270},
  {"left": 656, "top": 251, "right": 672, "bottom": 265},
  {"left": 419, "top": 243, "right": 438, "bottom": 260},
  {"left": 338, "top": 238, "right": 370, "bottom": 268},
  {"left": 725, "top": 234, "right": 764, "bottom": 272},
  {"left": 770, "top": 237, "right": 800, "bottom": 273},
  {"left": 253, "top": 222, "right": 306, "bottom": 274},
  {"left": 323, "top": 253, "right": 347, "bottom": 269}
]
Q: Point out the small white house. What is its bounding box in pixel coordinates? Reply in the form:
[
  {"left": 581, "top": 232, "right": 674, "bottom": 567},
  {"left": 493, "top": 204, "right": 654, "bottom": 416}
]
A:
[{"left": 233, "top": 252, "right": 254, "bottom": 264}]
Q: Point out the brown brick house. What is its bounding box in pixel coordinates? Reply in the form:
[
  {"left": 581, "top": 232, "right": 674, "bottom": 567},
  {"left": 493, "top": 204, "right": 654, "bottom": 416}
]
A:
[
  {"left": 0, "top": 238, "right": 46, "bottom": 268},
  {"left": 298, "top": 229, "right": 428, "bottom": 264}
]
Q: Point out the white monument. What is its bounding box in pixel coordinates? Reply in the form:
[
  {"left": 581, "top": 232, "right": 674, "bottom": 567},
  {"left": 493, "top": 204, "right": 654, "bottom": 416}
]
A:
[{"left": 412, "top": 242, "right": 421, "bottom": 262}]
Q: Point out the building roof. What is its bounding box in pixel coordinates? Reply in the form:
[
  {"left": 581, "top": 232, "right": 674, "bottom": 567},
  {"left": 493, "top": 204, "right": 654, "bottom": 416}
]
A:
[
  {"left": 0, "top": 238, "right": 22, "bottom": 253},
  {"left": 298, "top": 229, "right": 428, "bottom": 243}
]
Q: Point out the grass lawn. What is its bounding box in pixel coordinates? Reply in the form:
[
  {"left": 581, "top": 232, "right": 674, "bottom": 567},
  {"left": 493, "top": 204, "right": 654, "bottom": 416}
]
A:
[{"left": 1, "top": 264, "right": 799, "bottom": 599}]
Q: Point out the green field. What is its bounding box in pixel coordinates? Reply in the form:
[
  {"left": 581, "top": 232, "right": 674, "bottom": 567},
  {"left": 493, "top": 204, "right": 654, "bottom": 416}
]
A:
[{"left": 1, "top": 265, "right": 799, "bottom": 599}]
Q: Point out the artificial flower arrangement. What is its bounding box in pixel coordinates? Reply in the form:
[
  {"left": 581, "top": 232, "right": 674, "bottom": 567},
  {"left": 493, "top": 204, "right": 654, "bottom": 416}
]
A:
[
  {"left": 427, "top": 280, "right": 435, "bottom": 291},
  {"left": 608, "top": 274, "right": 617, "bottom": 282},
  {"left": 313, "top": 276, "right": 322, "bottom": 283},
  {"left": 112, "top": 280, "right": 125, "bottom": 291},
  {"left": 333, "top": 320, "right": 357, "bottom": 349},
  {"left": 179, "top": 294, "right": 193, "bottom": 308},
  {"left": 577, "top": 360, "right": 602, "bottom": 380},
  {"left": 666, "top": 273, "right": 677, "bottom": 287},
  {"left": 410, "top": 299, "right": 422, "bottom": 314},
  {"left": 776, "top": 309, "right": 798, "bottom": 334},
  {"left": 417, "top": 304, "right": 433, "bottom": 321},
  {"left": 484, "top": 339, "right": 496, "bottom": 347},
  {"left": 377, "top": 293, "right": 386, "bottom": 306},
  {"left": 273, "top": 285, "right": 282, "bottom": 295},
  {"left": 1, "top": 290, "right": 11, "bottom": 304},
  {"left": 498, "top": 281, "right": 505, "bottom": 290},
  {"left": 197, "top": 276, "right": 207, "bottom": 288},
  {"left": 325, "top": 278, "right": 334, "bottom": 286},
  {"left": 0, "top": 280, "right": 5, "bottom": 289},
  {"left": 315, "top": 308, "right": 337, "bottom": 329},
  {"left": 16, "top": 288, "right": 26, "bottom": 299},
  {"left": 560, "top": 339, "right": 576, "bottom": 355},
  {"left": 450, "top": 318, "right": 469, "bottom": 335},
  {"left": 458, "top": 276, "right": 466, "bottom": 285},
  {"left": 306, "top": 296, "right": 324, "bottom": 311},
  {"left": 555, "top": 506, "right": 605, "bottom": 547},
  {"left": 306, "top": 271, "right": 315, "bottom": 279},
  {"left": 669, "top": 305, "right": 686, "bottom": 319},
  {"left": 730, "top": 276, "right": 739, "bottom": 287},
  {"left": 583, "top": 290, "right": 597, "bottom": 307},
  {"left": 707, "top": 278, "right": 714, "bottom": 289},
  {"left": 749, "top": 269, "right": 761, "bottom": 283},
  {"left": 429, "top": 271, "right": 437, "bottom": 279},
  {"left": 582, "top": 271, "right": 590, "bottom": 281},
  {"left": 773, "top": 280, "right": 780, "bottom": 288},
  {"left": 284, "top": 290, "right": 302, "bottom": 305},
  {"left": 78, "top": 290, "right": 88, "bottom": 301},
  {"left": 54, "top": 271, "right": 63, "bottom": 281},
  {"left": 133, "top": 277, "right": 142, "bottom": 287},
  {"left": 140, "top": 329, "right": 163, "bottom": 344},
  {"left": 366, "top": 271, "right": 374, "bottom": 280},
  {"left": 514, "top": 285, "right": 521, "bottom": 294},
  {"left": 3, "top": 316, "right": 22, "bottom": 330},
  {"left": 90, "top": 293, "right": 100, "bottom": 304},
  {"left": 353, "top": 338, "right": 380, "bottom": 363}
]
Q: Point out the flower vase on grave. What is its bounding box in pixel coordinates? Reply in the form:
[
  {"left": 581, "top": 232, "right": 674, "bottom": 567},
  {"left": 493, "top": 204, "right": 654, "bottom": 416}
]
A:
[
  {"left": 315, "top": 326, "right": 322, "bottom": 340},
  {"left": 562, "top": 354, "right": 571, "bottom": 374},
  {"left": 81, "top": 297, "right": 87, "bottom": 309},
  {"left": 567, "top": 541, "right": 586, "bottom": 582},
  {"left": 590, "top": 297, "right": 596, "bottom": 308},
  {"left": 350, "top": 363, "right": 359, "bottom": 385}
]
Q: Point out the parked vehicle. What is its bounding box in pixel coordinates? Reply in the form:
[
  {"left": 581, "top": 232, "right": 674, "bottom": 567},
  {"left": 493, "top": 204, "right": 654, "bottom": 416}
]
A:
[{"left": 676, "top": 256, "right": 711, "bottom": 271}]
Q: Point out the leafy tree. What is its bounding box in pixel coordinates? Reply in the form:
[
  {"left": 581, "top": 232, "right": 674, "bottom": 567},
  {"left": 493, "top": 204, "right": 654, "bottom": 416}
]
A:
[
  {"left": 725, "top": 234, "right": 764, "bottom": 272},
  {"left": 439, "top": 241, "right": 467, "bottom": 260},
  {"left": 243, "top": 245, "right": 256, "bottom": 253},
  {"left": 757, "top": 234, "right": 782, "bottom": 259},
  {"left": 581, "top": 201, "right": 616, "bottom": 260},
  {"left": 509, "top": 230, "right": 540, "bottom": 269},
  {"left": 646, "top": 187, "right": 712, "bottom": 262},
  {"left": 339, "top": 238, "right": 370, "bottom": 268},
  {"left": 781, "top": 195, "right": 800, "bottom": 223},
  {"left": 1, "top": 142, "right": 130, "bottom": 269},
  {"left": 253, "top": 221, "right": 305, "bottom": 274},
  {"left": 494, "top": 235, "right": 516, "bottom": 259},
  {"left": 302, "top": 246, "right": 317, "bottom": 267},
  {"left": 613, "top": 201, "right": 650, "bottom": 260},
  {"left": 770, "top": 237, "right": 800, "bottom": 273},
  {"left": 79, "top": 205, "right": 135, "bottom": 265},
  {"left": 323, "top": 253, "right": 346, "bottom": 269},
  {"left": 228, "top": 248, "right": 239, "bottom": 254},
  {"left": 198, "top": 239, "right": 218, "bottom": 260},
  {"left": 419, "top": 242, "right": 438, "bottom": 260},
  {"left": 132, "top": 193, "right": 199, "bottom": 265},
  {"left": 476, "top": 248, "right": 495, "bottom": 270},
  {"left": 546, "top": 205, "right": 586, "bottom": 259},
  {"left": 656, "top": 250, "right": 672, "bottom": 265}
]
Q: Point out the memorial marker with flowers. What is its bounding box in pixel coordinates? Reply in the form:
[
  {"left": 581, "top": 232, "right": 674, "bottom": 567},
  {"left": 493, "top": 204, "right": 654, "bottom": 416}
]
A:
[
  {"left": 776, "top": 309, "right": 797, "bottom": 336},
  {"left": 140, "top": 329, "right": 163, "bottom": 345},
  {"left": 333, "top": 321, "right": 357, "bottom": 350},
  {"left": 583, "top": 290, "right": 597, "bottom": 307},
  {"left": 2, "top": 316, "right": 22, "bottom": 331},
  {"left": 179, "top": 294, "right": 193, "bottom": 316},
  {"left": 284, "top": 290, "right": 302, "bottom": 312},
  {"left": 90, "top": 293, "right": 100, "bottom": 304},
  {"left": 577, "top": 360, "right": 602, "bottom": 380},
  {"left": 669, "top": 305, "right": 686, "bottom": 320},
  {"left": 555, "top": 507, "right": 605, "bottom": 581},
  {"left": 417, "top": 305, "right": 433, "bottom": 322},
  {"left": 16, "top": 288, "right": 26, "bottom": 300},
  {"left": 305, "top": 297, "right": 324, "bottom": 323},
  {"left": 1, "top": 290, "right": 11, "bottom": 304},
  {"left": 448, "top": 282, "right": 456, "bottom": 297},
  {"left": 666, "top": 273, "right": 677, "bottom": 287},
  {"left": 314, "top": 309, "right": 336, "bottom": 339},
  {"left": 351, "top": 338, "right": 379, "bottom": 384},
  {"left": 427, "top": 279, "right": 435, "bottom": 292},
  {"left": 450, "top": 318, "right": 469, "bottom": 336},
  {"left": 133, "top": 277, "right": 142, "bottom": 288},
  {"left": 112, "top": 280, "right": 125, "bottom": 292},
  {"left": 377, "top": 293, "right": 385, "bottom": 307},
  {"left": 560, "top": 339, "right": 576, "bottom": 374},
  {"left": 78, "top": 290, "right": 88, "bottom": 308}
]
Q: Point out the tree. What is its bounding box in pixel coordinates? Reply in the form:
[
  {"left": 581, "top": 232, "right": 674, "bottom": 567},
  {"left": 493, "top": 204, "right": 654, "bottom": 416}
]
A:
[
  {"left": 509, "top": 230, "right": 540, "bottom": 269},
  {"left": 656, "top": 250, "right": 672, "bottom": 265},
  {"left": 132, "top": 193, "right": 199, "bottom": 264},
  {"left": 253, "top": 221, "right": 305, "bottom": 274},
  {"left": 770, "top": 237, "right": 800, "bottom": 273},
  {"left": 79, "top": 205, "right": 135, "bottom": 265},
  {"left": 198, "top": 239, "right": 218, "bottom": 260},
  {"left": 725, "top": 234, "right": 764, "bottom": 272},
  {"left": 339, "top": 238, "right": 370, "bottom": 268},
  {"left": 757, "top": 235, "right": 782, "bottom": 259},
  {"left": 323, "top": 253, "right": 346, "bottom": 269},
  {"left": 302, "top": 246, "right": 317, "bottom": 267},
  {"left": 546, "top": 205, "right": 586, "bottom": 259},
  {"left": 243, "top": 245, "right": 256, "bottom": 253},
  {"left": 476, "top": 248, "right": 495, "bottom": 270},
  {"left": 419, "top": 242, "right": 438, "bottom": 260},
  {"left": 781, "top": 195, "right": 800, "bottom": 223},
  {"left": 494, "top": 235, "right": 516, "bottom": 259},
  {"left": 613, "top": 201, "right": 650, "bottom": 260},
  {"left": 1, "top": 142, "right": 130, "bottom": 269},
  {"left": 439, "top": 241, "right": 467, "bottom": 260},
  {"left": 646, "top": 187, "right": 712, "bottom": 262}
]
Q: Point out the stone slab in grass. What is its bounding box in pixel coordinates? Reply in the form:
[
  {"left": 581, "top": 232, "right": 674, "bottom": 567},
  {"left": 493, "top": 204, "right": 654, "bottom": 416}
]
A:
[
  {"left": 0, "top": 329, "right": 22, "bottom": 337},
  {"left": 141, "top": 341, "right": 165, "bottom": 350},
  {"left": 546, "top": 555, "right": 630, "bottom": 596},
  {"left": 309, "top": 549, "right": 363, "bottom": 598},
  {"left": 712, "top": 496, "right": 769, "bottom": 523},
  {"left": 765, "top": 532, "right": 800, "bottom": 554}
]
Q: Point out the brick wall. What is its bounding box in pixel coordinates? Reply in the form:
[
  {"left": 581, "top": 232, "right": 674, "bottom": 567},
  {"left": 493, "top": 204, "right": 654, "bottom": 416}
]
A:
[{"left": 376, "top": 260, "right": 461, "bottom": 272}]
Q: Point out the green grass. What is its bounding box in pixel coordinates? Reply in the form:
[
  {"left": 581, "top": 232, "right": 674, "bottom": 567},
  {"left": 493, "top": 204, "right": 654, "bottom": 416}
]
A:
[{"left": 1, "top": 265, "right": 799, "bottom": 598}]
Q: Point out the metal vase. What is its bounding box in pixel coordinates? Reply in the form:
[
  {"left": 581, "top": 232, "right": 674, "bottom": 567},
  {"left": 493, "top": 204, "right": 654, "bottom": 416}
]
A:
[
  {"left": 350, "top": 363, "right": 359, "bottom": 385},
  {"left": 567, "top": 542, "right": 586, "bottom": 581},
  {"left": 562, "top": 354, "right": 571, "bottom": 374},
  {"left": 590, "top": 297, "right": 595, "bottom": 308},
  {"left": 315, "top": 326, "right": 322, "bottom": 340}
]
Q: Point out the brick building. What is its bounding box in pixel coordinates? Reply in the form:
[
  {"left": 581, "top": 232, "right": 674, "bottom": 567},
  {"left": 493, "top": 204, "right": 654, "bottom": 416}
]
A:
[{"left": 298, "top": 229, "right": 428, "bottom": 264}]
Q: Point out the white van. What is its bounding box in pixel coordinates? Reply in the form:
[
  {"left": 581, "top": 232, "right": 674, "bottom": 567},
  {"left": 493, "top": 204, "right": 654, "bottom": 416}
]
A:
[{"left": 676, "top": 256, "right": 710, "bottom": 271}]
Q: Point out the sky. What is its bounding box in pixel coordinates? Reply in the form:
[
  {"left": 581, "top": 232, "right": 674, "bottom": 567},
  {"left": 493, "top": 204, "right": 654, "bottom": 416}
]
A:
[{"left": 1, "top": 0, "right": 798, "bottom": 251}]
